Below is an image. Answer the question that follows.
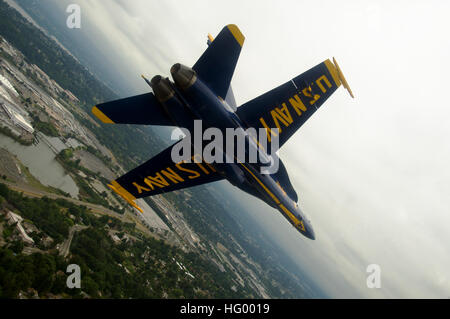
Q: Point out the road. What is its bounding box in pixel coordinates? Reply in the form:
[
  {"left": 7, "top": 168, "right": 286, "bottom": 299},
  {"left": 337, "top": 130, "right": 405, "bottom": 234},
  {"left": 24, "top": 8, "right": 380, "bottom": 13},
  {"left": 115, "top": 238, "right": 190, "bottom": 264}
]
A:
[
  {"left": 2, "top": 181, "right": 171, "bottom": 244},
  {"left": 58, "top": 224, "right": 87, "bottom": 258},
  {"left": 3, "top": 181, "right": 131, "bottom": 223}
]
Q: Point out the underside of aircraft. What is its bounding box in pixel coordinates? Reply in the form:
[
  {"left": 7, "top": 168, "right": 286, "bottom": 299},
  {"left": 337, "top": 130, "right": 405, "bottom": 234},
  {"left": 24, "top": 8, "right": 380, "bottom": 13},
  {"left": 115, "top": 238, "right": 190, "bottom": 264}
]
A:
[{"left": 91, "top": 24, "right": 353, "bottom": 239}]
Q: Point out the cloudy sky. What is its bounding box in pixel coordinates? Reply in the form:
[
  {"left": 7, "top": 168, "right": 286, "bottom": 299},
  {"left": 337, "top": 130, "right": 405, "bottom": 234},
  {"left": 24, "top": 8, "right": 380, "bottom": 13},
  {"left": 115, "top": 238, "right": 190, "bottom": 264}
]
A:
[{"left": 45, "top": 0, "right": 450, "bottom": 298}]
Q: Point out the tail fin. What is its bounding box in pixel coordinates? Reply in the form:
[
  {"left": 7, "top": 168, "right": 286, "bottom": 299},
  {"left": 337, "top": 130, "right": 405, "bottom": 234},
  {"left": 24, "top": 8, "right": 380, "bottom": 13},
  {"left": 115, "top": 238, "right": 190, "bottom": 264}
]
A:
[
  {"left": 193, "top": 24, "right": 244, "bottom": 100},
  {"left": 207, "top": 33, "right": 214, "bottom": 46},
  {"left": 203, "top": 28, "right": 238, "bottom": 110}
]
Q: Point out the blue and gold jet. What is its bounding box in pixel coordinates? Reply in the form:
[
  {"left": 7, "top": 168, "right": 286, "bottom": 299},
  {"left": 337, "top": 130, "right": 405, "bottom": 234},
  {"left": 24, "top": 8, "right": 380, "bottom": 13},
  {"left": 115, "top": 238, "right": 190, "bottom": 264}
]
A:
[{"left": 92, "top": 25, "right": 353, "bottom": 240}]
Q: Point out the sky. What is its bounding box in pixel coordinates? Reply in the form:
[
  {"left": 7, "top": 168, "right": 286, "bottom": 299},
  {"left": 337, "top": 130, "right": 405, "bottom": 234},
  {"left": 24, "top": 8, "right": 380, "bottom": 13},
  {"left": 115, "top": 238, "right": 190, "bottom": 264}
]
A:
[{"left": 43, "top": 0, "right": 450, "bottom": 298}]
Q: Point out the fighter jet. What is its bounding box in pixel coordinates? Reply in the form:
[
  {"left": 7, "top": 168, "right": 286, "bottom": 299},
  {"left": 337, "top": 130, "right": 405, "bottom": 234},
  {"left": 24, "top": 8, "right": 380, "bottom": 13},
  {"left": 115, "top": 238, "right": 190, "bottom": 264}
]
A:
[{"left": 91, "top": 24, "right": 353, "bottom": 240}]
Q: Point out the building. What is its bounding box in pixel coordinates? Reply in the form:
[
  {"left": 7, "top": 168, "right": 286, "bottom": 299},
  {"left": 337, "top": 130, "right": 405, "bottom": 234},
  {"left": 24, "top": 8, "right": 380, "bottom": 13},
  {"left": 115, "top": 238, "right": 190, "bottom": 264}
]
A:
[
  {"left": 6, "top": 211, "right": 35, "bottom": 245},
  {"left": 1, "top": 103, "right": 34, "bottom": 133},
  {"left": 64, "top": 89, "right": 79, "bottom": 102}
]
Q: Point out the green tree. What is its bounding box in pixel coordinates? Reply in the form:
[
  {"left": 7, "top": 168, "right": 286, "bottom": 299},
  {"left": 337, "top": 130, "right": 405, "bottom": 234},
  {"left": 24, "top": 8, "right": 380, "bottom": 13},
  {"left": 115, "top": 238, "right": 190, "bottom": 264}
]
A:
[{"left": 9, "top": 240, "right": 23, "bottom": 254}]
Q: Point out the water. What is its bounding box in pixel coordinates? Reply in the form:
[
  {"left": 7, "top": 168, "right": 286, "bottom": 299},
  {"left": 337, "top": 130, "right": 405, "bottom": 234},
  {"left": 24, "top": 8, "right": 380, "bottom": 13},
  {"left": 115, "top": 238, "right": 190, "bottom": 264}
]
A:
[{"left": 0, "top": 134, "right": 79, "bottom": 197}]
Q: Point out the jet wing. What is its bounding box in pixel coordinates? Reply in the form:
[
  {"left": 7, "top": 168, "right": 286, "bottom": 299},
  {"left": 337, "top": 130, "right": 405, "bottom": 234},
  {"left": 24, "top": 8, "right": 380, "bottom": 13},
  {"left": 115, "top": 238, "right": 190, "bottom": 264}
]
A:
[
  {"left": 108, "top": 139, "right": 224, "bottom": 212},
  {"left": 92, "top": 92, "right": 174, "bottom": 126},
  {"left": 193, "top": 24, "right": 244, "bottom": 100},
  {"left": 236, "top": 58, "right": 353, "bottom": 147}
]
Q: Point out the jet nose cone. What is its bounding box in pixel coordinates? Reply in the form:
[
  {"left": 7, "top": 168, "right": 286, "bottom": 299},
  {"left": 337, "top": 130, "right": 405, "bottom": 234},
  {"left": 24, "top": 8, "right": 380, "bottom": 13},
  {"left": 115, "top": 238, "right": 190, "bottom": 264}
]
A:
[
  {"left": 170, "top": 63, "right": 197, "bottom": 90},
  {"left": 293, "top": 205, "right": 316, "bottom": 240},
  {"left": 303, "top": 219, "right": 316, "bottom": 240},
  {"left": 306, "top": 225, "right": 315, "bottom": 240}
]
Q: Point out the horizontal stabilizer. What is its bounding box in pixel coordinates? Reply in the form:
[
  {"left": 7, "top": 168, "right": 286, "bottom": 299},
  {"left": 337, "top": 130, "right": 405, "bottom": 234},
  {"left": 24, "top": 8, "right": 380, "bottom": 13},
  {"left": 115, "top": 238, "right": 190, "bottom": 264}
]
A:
[{"left": 92, "top": 93, "right": 174, "bottom": 126}]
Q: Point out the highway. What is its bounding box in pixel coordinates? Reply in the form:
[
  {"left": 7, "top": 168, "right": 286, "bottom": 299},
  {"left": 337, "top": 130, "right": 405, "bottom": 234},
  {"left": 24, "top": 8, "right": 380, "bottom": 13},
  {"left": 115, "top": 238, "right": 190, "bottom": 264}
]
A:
[
  {"left": 2, "top": 181, "right": 172, "bottom": 247},
  {"left": 3, "top": 181, "right": 132, "bottom": 223},
  {"left": 58, "top": 224, "right": 88, "bottom": 258}
]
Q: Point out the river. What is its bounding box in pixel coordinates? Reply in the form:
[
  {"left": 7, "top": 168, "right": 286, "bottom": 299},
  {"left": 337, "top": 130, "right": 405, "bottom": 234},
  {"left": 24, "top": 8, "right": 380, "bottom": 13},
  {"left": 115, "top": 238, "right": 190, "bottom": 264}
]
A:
[{"left": 0, "top": 134, "right": 79, "bottom": 197}]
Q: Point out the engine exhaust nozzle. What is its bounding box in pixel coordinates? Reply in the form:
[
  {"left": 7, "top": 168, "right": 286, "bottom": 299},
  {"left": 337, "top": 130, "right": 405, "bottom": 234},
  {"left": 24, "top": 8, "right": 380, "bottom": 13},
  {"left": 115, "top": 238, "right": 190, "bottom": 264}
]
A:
[
  {"left": 170, "top": 63, "right": 197, "bottom": 90},
  {"left": 151, "top": 75, "right": 175, "bottom": 102}
]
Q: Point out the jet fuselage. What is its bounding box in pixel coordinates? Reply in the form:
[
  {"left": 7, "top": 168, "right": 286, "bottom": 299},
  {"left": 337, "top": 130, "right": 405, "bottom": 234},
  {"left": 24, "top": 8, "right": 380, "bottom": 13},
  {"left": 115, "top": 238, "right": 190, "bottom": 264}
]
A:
[{"left": 150, "top": 63, "right": 315, "bottom": 239}]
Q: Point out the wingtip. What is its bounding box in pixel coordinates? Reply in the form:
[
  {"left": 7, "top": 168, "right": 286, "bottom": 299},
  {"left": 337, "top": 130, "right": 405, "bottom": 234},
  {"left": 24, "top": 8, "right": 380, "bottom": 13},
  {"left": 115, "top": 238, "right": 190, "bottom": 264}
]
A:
[
  {"left": 135, "top": 205, "right": 144, "bottom": 214},
  {"left": 92, "top": 105, "right": 115, "bottom": 124},
  {"left": 107, "top": 182, "right": 143, "bottom": 213},
  {"left": 226, "top": 24, "right": 245, "bottom": 47},
  {"left": 332, "top": 57, "right": 354, "bottom": 99}
]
